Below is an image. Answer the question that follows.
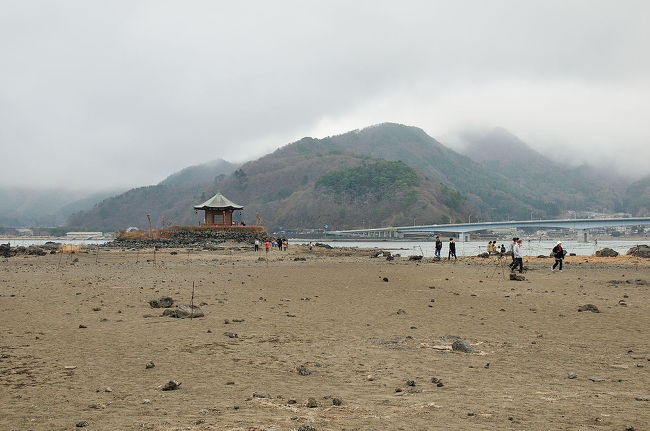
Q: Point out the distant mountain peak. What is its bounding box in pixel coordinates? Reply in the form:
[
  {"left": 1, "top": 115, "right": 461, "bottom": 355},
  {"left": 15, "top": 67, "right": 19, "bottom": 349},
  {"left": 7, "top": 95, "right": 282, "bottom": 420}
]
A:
[
  {"left": 458, "top": 127, "right": 548, "bottom": 165},
  {"left": 159, "top": 159, "right": 239, "bottom": 186}
]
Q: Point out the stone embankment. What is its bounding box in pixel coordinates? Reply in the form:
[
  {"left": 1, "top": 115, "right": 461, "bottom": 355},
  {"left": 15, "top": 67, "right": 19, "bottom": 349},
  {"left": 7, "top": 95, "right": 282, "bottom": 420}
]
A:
[
  {"left": 105, "top": 226, "right": 274, "bottom": 250},
  {"left": 0, "top": 241, "right": 61, "bottom": 258}
]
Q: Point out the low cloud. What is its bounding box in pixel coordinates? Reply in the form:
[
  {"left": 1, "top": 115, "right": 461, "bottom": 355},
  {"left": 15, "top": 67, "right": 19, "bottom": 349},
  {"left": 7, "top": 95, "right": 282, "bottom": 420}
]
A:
[{"left": 1, "top": 1, "right": 648, "bottom": 189}]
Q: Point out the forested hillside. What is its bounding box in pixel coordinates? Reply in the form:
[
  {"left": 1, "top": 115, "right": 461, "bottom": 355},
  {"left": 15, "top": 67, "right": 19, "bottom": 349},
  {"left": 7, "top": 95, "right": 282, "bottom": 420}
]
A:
[{"left": 66, "top": 123, "right": 646, "bottom": 231}]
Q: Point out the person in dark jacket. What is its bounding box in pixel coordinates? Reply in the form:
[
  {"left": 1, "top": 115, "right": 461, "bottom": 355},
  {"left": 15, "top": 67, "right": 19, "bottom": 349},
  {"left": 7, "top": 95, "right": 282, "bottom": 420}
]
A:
[
  {"left": 434, "top": 236, "right": 442, "bottom": 258},
  {"left": 552, "top": 241, "right": 564, "bottom": 271},
  {"left": 448, "top": 238, "right": 457, "bottom": 260}
]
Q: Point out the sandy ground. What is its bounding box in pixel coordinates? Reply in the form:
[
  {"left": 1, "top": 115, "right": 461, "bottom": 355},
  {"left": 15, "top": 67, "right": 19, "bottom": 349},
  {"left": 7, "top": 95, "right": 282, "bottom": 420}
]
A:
[{"left": 1, "top": 246, "right": 649, "bottom": 431}]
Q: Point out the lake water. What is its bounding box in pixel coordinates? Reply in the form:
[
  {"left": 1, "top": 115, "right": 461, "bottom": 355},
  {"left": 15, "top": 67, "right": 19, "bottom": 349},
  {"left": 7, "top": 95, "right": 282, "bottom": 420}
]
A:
[
  {"left": 292, "top": 239, "right": 648, "bottom": 257},
  {"left": 2, "top": 237, "right": 646, "bottom": 257},
  {"left": 0, "top": 238, "right": 110, "bottom": 247}
]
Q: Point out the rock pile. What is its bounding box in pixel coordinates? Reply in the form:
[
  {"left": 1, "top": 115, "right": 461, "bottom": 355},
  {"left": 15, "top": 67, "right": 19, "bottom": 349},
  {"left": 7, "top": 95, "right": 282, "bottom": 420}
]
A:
[
  {"left": 627, "top": 244, "right": 650, "bottom": 258},
  {"left": 107, "top": 229, "right": 272, "bottom": 249},
  {"left": 595, "top": 248, "right": 619, "bottom": 257},
  {"left": 0, "top": 242, "right": 62, "bottom": 257}
]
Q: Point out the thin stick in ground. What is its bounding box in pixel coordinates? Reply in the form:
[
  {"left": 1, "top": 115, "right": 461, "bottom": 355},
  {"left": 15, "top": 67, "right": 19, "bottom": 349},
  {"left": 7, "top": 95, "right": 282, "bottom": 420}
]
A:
[{"left": 190, "top": 281, "right": 195, "bottom": 319}]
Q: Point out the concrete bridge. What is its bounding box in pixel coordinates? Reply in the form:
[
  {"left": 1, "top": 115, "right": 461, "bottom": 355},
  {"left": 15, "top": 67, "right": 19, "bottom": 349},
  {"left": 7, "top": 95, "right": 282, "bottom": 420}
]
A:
[{"left": 329, "top": 217, "right": 650, "bottom": 242}]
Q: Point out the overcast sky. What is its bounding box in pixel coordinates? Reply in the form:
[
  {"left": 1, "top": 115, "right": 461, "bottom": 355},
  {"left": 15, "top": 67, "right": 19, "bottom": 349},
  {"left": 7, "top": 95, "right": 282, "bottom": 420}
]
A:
[{"left": 1, "top": 0, "right": 649, "bottom": 190}]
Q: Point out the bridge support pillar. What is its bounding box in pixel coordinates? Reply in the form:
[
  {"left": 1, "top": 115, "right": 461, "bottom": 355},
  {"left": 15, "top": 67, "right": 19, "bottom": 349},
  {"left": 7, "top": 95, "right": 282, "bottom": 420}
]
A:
[{"left": 577, "top": 229, "right": 590, "bottom": 242}]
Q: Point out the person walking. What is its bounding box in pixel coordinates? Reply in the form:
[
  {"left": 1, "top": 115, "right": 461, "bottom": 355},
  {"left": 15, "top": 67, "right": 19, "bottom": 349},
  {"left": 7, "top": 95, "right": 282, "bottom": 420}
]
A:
[
  {"left": 264, "top": 240, "right": 271, "bottom": 255},
  {"left": 254, "top": 239, "right": 260, "bottom": 252},
  {"left": 552, "top": 241, "right": 564, "bottom": 272},
  {"left": 448, "top": 238, "right": 457, "bottom": 260},
  {"left": 435, "top": 236, "right": 442, "bottom": 258},
  {"left": 508, "top": 237, "right": 518, "bottom": 269},
  {"left": 511, "top": 239, "right": 524, "bottom": 273}
]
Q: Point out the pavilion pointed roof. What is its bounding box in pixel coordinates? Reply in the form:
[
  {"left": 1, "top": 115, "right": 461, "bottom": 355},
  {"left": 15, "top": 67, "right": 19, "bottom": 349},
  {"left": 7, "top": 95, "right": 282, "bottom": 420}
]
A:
[{"left": 193, "top": 193, "right": 243, "bottom": 210}]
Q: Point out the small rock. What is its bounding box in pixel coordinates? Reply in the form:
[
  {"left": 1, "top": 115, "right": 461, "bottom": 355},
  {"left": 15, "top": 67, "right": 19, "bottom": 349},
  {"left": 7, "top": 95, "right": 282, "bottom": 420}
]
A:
[
  {"left": 396, "top": 309, "right": 407, "bottom": 315},
  {"left": 162, "top": 304, "right": 204, "bottom": 318},
  {"left": 223, "top": 332, "right": 238, "bottom": 339},
  {"left": 588, "top": 376, "right": 605, "bottom": 382},
  {"left": 145, "top": 361, "right": 155, "bottom": 369},
  {"left": 567, "top": 372, "right": 577, "bottom": 379},
  {"left": 578, "top": 304, "right": 600, "bottom": 313},
  {"left": 298, "top": 425, "right": 316, "bottom": 431},
  {"left": 635, "top": 396, "right": 649, "bottom": 401},
  {"left": 75, "top": 421, "right": 89, "bottom": 428},
  {"left": 382, "top": 277, "right": 389, "bottom": 282},
  {"left": 296, "top": 365, "right": 311, "bottom": 376},
  {"left": 395, "top": 387, "right": 402, "bottom": 392},
  {"left": 149, "top": 296, "right": 174, "bottom": 308},
  {"left": 509, "top": 273, "right": 525, "bottom": 281},
  {"left": 406, "top": 379, "right": 416, "bottom": 386},
  {"left": 160, "top": 380, "right": 181, "bottom": 391},
  {"left": 306, "top": 397, "right": 319, "bottom": 408},
  {"left": 252, "top": 392, "right": 271, "bottom": 399},
  {"left": 78, "top": 325, "right": 87, "bottom": 329},
  {"left": 452, "top": 339, "right": 478, "bottom": 353},
  {"left": 332, "top": 397, "right": 342, "bottom": 406},
  {"left": 103, "top": 387, "right": 112, "bottom": 393},
  {"left": 142, "top": 399, "right": 151, "bottom": 404},
  {"left": 468, "top": 411, "right": 476, "bottom": 417}
]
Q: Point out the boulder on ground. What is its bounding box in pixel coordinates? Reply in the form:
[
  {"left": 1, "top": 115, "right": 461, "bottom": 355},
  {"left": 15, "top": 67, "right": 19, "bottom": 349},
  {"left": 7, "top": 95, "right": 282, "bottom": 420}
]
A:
[
  {"left": 477, "top": 252, "right": 489, "bottom": 258},
  {"left": 0, "top": 244, "right": 16, "bottom": 258},
  {"left": 510, "top": 273, "right": 525, "bottom": 281},
  {"left": 451, "top": 338, "right": 478, "bottom": 353},
  {"left": 595, "top": 248, "right": 619, "bottom": 257},
  {"left": 408, "top": 255, "right": 423, "bottom": 261},
  {"left": 41, "top": 241, "right": 61, "bottom": 251},
  {"left": 162, "top": 305, "right": 204, "bottom": 318},
  {"left": 627, "top": 244, "right": 650, "bottom": 258},
  {"left": 578, "top": 304, "right": 600, "bottom": 313},
  {"left": 149, "top": 296, "right": 174, "bottom": 308},
  {"left": 25, "top": 245, "right": 47, "bottom": 256},
  {"left": 160, "top": 380, "right": 181, "bottom": 391}
]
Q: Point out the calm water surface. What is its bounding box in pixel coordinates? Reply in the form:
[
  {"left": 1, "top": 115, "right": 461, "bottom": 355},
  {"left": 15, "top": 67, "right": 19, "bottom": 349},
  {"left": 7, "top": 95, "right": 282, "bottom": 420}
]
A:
[{"left": 293, "top": 239, "right": 648, "bottom": 257}]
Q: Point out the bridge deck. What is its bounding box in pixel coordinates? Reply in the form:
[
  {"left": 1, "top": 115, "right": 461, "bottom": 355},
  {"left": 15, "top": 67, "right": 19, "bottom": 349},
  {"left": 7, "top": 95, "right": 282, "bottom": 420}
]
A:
[{"left": 331, "top": 217, "right": 650, "bottom": 235}]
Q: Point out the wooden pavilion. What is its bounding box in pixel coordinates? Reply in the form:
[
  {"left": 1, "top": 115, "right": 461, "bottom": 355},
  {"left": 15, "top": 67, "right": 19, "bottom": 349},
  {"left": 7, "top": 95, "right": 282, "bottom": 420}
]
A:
[{"left": 193, "top": 193, "right": 244, "bottom": 226}]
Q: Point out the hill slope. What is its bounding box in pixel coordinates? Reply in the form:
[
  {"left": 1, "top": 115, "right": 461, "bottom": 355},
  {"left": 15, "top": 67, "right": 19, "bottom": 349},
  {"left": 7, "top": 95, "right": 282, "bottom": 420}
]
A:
[
  {"left": 67, "top": 123, "right": 639, "bottom": 231},
  {"left": 458, "top": 127, "right": 626, "bottom": 215},
  {"left": 66, "top": 159, "right": 239, "bottom": 230}
]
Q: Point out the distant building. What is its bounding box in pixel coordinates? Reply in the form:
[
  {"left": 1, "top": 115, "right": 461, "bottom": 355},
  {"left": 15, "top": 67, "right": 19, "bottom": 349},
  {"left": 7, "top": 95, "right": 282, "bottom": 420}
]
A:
[
  {"left": 65, "top": 232, "right": 103, "bottom": 239},
  {"left": 193, "top": 193, "right": 244, "bottom": 226}
]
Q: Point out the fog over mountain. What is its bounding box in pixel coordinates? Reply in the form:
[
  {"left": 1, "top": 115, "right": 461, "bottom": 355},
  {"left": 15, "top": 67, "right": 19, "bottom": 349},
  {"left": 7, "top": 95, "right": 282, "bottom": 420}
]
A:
[{"left": 1, "top": 1, "right": 649, "bottom": 190}]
